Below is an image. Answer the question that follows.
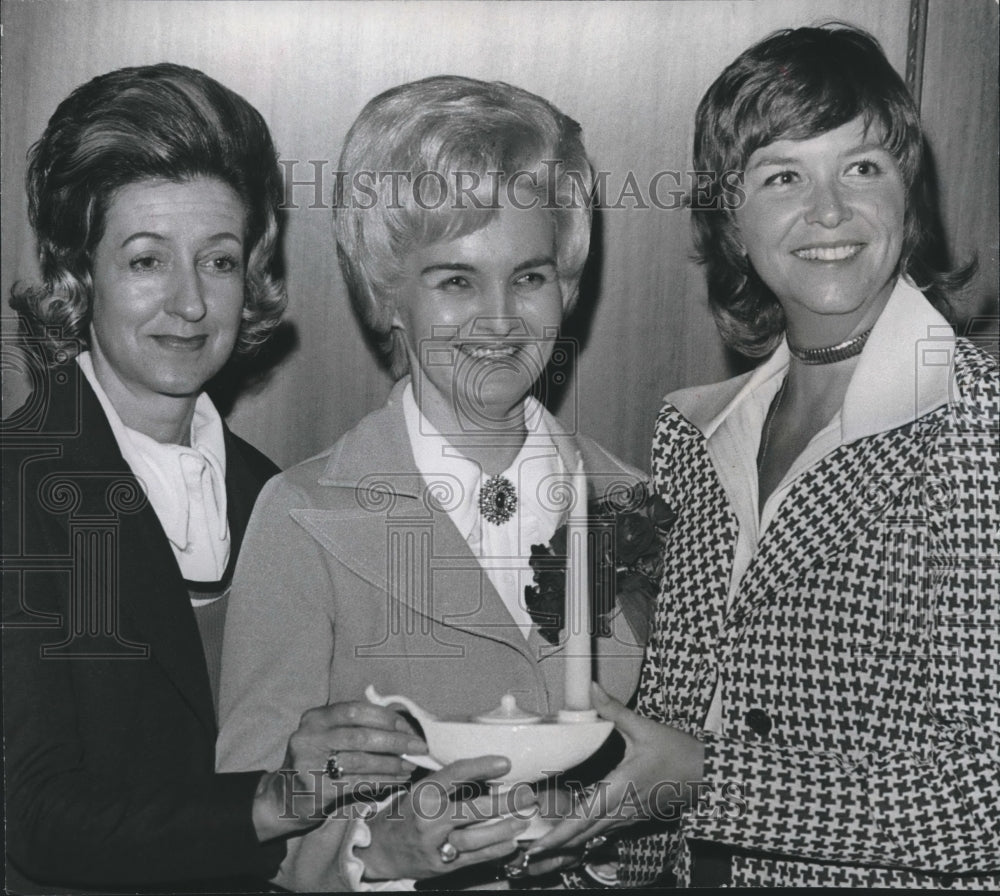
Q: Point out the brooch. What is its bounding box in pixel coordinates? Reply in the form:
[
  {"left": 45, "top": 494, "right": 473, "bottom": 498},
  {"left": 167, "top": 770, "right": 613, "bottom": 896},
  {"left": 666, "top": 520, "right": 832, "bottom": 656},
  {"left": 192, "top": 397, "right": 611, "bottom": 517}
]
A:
[{"left": 479, "top": 473, "right": 517, "bottom": 525}]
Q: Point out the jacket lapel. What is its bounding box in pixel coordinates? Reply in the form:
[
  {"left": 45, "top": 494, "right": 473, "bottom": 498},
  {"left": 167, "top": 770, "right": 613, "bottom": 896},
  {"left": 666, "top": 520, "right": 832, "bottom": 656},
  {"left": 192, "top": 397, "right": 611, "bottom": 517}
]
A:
[
  {"left": 650, "top": 372, "right": 941, "bottom": 725},
  {"left": 724, "top": 416, "right": 934, "bottom": 636},
  {"left": 293, "top": 381, "right": 650, "bottom": 665},
  {"left": 120, "top": 514, "right": 218, "bottom": 735},
  {"left": 654, "top": 413, "right": 739, "bottom": 718},
  {"left": 293, "top": 381, "right": 538, "bottom": 659},
  {"left": 66, "top": 377, "right": 218, "bottom": 736},
  {"left": 222, "top": 430, "right": 266, "bottom": 565}
]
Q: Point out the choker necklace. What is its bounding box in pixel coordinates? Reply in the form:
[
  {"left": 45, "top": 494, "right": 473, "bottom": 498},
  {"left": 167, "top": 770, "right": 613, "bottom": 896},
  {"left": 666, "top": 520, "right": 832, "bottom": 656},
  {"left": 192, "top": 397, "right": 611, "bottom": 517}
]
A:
[
  {"left": 479, "top": 474, "right": 517, "bottom": 525},
  {"left": 788, "top": 328, "right": 873, "bottom": 365}
]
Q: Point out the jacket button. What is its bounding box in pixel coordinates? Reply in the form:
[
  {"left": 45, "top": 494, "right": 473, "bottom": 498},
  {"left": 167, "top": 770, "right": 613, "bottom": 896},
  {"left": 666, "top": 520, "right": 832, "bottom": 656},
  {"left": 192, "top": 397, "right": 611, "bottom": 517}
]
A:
[{"left": 745, "top": 708, "right": 772, "bottom": 737}]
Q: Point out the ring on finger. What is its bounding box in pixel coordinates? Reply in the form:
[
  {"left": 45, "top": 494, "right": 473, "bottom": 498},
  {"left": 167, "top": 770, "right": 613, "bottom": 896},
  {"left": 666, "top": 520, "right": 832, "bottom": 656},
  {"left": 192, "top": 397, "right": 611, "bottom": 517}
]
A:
[
  {"left": 585, "top": 834, "right": 608, "bottom": 852},
  {"left": 324, "top": 750, "right": 344, "bottom": 781},
  {"left": 438, "top": 840, "right": 460, "bottom": 864},
  {"left": 504, "top": 851, "right": 531, "bottom": 879}
]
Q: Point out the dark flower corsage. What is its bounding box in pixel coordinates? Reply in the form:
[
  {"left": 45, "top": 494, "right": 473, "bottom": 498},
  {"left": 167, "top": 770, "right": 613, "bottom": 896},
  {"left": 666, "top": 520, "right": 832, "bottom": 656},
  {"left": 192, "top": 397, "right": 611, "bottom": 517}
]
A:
[{"left": 524, "top": 481, "right": 677, "bottom": 645}]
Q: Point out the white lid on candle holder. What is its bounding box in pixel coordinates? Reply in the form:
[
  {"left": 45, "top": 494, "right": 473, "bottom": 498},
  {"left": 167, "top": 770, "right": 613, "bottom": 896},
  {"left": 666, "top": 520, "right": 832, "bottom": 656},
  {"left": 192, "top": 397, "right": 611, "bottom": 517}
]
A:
[{"left": 474, "top": 694, "right": 543, "bottom": 724}]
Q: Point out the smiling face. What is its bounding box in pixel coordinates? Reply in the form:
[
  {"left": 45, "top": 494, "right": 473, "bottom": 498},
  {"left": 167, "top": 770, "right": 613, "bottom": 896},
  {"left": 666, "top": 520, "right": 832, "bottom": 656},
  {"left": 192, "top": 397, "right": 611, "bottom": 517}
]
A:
[
  {"left": 734, "top": 117, "right": 907, "bottom": 347},
  {"left": 392, "top": 201, "right": 564, "bottom": 435},
  {"left": 88, "top": 177, "right": 247, "bottom": 435}
]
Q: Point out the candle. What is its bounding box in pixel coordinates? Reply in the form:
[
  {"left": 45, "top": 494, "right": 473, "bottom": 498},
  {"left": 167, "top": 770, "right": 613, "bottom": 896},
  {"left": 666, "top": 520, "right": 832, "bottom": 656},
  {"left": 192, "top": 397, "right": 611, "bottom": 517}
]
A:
[{"left": 563, "top": 457, "right": 592, "bottom": 712}]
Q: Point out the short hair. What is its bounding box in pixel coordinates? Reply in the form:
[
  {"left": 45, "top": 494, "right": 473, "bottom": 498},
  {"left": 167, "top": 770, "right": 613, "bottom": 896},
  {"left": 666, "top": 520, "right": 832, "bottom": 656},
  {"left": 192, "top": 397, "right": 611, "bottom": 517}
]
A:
[
  {"left": 334, "top": 75, "right": 593, "bottom": 378},
  {"left": 11, "top": 62, "right": 286, "bottom": 362},
  {"left": 692, "top": 24, "right": 969, "bottom": 357}
]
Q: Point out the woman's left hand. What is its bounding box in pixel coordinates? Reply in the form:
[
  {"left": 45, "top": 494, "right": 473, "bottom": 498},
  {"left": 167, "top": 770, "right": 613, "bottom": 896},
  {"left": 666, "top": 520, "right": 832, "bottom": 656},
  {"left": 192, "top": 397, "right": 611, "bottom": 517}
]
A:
[
  {"left": 360, "top": 756, "right": 537, "bottom": 881},
  {"left": 253, "top": 700, "right": 427, "bottom": 841},
  {"left": 525, "top": 683, "right": 705, "bottom": 858},
  {"left": 284, "top": 699, "right": 426, "bottom": 790}
]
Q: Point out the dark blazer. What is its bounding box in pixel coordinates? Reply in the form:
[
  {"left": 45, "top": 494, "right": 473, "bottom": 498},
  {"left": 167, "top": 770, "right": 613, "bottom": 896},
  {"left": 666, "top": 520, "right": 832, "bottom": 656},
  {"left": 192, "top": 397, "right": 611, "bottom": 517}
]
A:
[{"left": 2, "top": 361, "right": 283, "bottom": 893}]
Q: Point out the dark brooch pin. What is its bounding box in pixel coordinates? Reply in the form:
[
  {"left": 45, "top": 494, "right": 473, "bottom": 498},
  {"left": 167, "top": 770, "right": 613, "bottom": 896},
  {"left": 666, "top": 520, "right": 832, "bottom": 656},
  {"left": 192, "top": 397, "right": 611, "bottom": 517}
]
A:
[{"left": 479, "top": 473, "right": 517, "bottom": 525}]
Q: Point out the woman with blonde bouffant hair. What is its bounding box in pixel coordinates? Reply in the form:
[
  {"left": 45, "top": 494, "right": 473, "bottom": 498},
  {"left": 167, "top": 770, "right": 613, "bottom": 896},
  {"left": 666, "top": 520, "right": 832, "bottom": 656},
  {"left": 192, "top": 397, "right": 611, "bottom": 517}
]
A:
[{"left": 218, "top": 75, "right": 650, "bottom": 890}]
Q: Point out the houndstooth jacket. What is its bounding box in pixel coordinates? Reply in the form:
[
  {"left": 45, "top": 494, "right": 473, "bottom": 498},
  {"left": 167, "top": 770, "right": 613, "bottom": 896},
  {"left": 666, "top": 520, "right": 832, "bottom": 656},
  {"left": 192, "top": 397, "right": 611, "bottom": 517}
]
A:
[{"left": 619, "top": 322, "right": 1000, "bottom": 888}]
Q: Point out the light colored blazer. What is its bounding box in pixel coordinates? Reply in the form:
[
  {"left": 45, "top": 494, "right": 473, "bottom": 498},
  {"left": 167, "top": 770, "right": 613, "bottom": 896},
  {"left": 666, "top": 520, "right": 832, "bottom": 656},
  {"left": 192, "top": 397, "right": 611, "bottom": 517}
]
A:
[
  {"left": 217, "top": 379, "right": 648, "bottom": 890},
  {"left": 622, "top": 339, "right": 1000, "bottom": 889}
]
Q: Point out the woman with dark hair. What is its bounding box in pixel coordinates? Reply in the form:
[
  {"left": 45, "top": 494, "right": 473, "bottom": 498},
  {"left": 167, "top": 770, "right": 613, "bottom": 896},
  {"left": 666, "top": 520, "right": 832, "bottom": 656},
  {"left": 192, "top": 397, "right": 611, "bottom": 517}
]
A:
[
  {"left": 3, "top": 63, "right": 425, "bottom": 893},
  {"left": 530, "top": 24, "right": 999, "bottom": 888}
]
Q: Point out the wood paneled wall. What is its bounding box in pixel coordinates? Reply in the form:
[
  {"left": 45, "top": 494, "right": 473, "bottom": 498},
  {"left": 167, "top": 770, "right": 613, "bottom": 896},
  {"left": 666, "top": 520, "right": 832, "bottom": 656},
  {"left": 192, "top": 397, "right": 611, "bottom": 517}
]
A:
[
  {"left": 919, "top": 0, "right": 999, "bottom": 336},
  {"left": 2, "top": 0, "right": 996, "bottom": 471}
]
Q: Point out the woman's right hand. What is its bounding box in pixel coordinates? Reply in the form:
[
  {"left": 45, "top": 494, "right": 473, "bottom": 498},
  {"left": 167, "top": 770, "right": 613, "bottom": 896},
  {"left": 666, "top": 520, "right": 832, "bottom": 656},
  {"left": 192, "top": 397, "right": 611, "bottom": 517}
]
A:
[
  {"left": 360, "top": 756, "right": 537, "bottom": 882},
  {"left": 526, "top": 683, "right": 704, "bottom": 859},
  {"left": 253, "top": 700, "right": 428, "bottom": 840}
]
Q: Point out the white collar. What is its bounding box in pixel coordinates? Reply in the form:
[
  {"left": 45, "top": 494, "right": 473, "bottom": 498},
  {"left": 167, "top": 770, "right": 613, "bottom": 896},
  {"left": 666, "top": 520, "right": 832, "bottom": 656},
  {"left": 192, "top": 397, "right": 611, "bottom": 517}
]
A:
[
  {"left": 701, "top": 344, "right": 788, "bottom": 441},
  {"left": 402, "top": 383, "right": 565, "bottom": 543},
  {"left": 841, "top": 277, "right": 955, "bottom": 442},
  {"left": 701, "top": 277, "right": 956, "bottom": 443},
  {"left": 76, "top": 351, "right": 229, "bottom": 558}
]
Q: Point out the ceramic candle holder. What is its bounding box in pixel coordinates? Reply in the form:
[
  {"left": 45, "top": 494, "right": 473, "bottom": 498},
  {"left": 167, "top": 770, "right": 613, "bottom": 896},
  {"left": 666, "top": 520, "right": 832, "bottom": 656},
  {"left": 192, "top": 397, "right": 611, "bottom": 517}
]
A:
[{"left": 365, "top": 685, "right": 613, "bottom": 838}]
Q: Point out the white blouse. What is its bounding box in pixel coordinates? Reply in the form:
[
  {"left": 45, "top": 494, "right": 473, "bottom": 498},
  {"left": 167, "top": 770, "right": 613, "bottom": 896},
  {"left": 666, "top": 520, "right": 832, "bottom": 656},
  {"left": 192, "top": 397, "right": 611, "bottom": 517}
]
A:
[
  {"left": 402, "top": 382, "right": 566, "bottom": 638},
  {"left": 77, "top": 351, "right": 230, "bottom": 587}
]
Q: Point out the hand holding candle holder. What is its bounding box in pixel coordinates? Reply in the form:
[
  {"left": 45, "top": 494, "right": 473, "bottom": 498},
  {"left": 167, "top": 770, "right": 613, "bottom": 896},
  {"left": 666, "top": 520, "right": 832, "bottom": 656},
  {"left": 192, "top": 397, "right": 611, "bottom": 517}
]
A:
[{"left": 364, "top": 686, "right": 612, "bottom": 840}]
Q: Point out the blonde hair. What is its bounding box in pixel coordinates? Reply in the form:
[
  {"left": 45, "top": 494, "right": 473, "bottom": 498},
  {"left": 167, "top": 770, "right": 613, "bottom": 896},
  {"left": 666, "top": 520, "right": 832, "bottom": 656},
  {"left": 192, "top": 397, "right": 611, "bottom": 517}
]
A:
[{"left": 334, "top": 75, "right": 593, "bottom": 378}]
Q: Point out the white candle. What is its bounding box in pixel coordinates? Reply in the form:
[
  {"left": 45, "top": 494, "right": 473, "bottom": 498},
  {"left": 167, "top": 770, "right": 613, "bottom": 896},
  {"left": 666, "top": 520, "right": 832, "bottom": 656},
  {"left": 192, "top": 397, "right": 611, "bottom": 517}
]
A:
[{"left": 563, "top": 457, "right": 592, "bottom": 712}]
